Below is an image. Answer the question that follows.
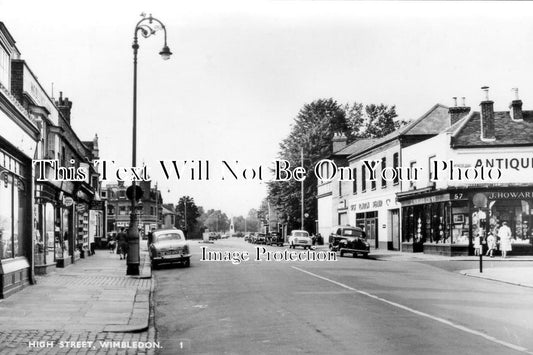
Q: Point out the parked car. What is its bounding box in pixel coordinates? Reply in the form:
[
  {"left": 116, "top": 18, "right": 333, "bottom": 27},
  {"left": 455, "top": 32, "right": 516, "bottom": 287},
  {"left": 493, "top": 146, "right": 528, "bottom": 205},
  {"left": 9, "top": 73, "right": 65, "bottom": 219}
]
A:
[
  {"left": 266, "top": 232, "right": 284, "bottom": 246},
  {"left": 329, "top": 226, "right": 370, "bottom": 258},
  {"left": 288, "top": 230, "right": 312, "bottom": 249},
  {"left": 149, "top": 229, "right": 191, "bottom": 268},
  {"left": 255, "top": 233, "right": 267, "bottom": 244},
  {"left": 221, "top": 234, "right": 230, "bottom": 239},
  {"left": 250, "top": 233, "right": 258, "bottom": 244}
]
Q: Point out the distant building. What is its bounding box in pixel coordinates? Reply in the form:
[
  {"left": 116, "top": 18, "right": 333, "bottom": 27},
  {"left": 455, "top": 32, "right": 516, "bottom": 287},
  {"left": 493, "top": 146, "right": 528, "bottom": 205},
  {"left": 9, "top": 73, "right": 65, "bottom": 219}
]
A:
[{"left": 104, "top": 180, "right": 162, "bottom": 237}]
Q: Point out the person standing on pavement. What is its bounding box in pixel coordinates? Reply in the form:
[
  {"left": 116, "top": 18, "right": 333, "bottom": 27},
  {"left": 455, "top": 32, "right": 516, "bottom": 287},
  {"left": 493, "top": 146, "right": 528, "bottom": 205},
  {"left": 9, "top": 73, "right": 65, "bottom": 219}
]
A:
[
  {"left": 117, "top": 228, "right": 128, "bottom": 260},
  {"left": 486, "top": 232, "right": 496, "bottom": 258},
  {"left": 473, "top": 233, "right": 482, "bottom": 256},
  {"left": 498, "top": 221, "right": 512, "bottom": 258}
]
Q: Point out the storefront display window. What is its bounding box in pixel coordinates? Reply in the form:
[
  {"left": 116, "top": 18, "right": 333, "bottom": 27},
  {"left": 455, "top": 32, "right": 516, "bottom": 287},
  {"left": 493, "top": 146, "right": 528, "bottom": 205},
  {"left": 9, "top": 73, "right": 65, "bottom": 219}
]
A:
[
  {"left": 45, "top": 203, "right": 55, "bottom": 262},
  {"left": 62, "top": 209, "right": 71, "bottom": 258},
  {"left": 489, "top": 199, "right": 532, "bottom": 246},
  {"left": 0, "top": 174, "right": 13, "bottom": 259},
  {"left": 451, "top": 202, "right": 469, "bottom": 245}
]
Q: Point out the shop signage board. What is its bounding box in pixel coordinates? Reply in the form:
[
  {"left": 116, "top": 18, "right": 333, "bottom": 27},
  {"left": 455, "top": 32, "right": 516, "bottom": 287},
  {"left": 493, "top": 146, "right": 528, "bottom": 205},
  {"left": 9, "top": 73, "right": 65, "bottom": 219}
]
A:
[
  {"left": 63, "top": 196, "right": 74, "bottom": 207},
  {"left": 400, "top": 193, "right": 451, "bottom": 207},
  {"left": 90, "top": 200, "right": 105, "bottom": 210}
]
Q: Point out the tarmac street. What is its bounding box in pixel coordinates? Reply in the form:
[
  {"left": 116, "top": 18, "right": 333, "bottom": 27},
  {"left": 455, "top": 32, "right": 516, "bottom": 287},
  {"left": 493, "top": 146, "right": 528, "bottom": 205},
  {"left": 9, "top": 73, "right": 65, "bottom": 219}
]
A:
[
  {"left": 1, "top": 237, "right": 532, "bottom": 355},
  {"left": 153, "top": 237, "right": 533, "bottom": 355}
]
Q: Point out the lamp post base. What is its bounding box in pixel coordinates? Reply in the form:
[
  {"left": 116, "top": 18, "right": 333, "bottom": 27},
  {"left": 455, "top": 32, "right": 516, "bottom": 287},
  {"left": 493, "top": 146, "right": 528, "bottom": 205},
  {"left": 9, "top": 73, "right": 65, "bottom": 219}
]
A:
[{"left": 126, "top": 263, "right": 140, "bottom": 276}]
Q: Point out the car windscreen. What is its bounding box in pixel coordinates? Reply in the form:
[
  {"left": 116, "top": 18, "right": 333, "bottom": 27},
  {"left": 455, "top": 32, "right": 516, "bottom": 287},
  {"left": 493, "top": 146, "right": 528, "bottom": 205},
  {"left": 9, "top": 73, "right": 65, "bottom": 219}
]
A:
[
  {"left": 342, "top": 229, "right": 365, "bottom": 238},
  {"left": 155, "top": 233, "right": 182, "bottom": 242},
  {"left": 293, "top": 232, "right": 309, "bottom": 237}
]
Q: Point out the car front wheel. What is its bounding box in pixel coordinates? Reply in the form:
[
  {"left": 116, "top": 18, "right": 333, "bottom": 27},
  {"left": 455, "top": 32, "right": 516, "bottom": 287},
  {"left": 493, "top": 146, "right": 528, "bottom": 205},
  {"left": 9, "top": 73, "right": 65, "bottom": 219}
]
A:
[{"left": 183, "top": 258, "right": 190, "bottom": 267}]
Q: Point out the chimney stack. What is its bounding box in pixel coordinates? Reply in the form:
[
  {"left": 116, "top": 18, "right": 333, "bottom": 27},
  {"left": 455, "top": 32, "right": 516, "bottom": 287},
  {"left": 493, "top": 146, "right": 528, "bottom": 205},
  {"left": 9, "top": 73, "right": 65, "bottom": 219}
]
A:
[
  {"left": 332, "top": 132, "right": 348, "bottom": 152},
  {"left": 480, "top": 86, "right": 496, "bottom": 142},
  {"left": 56, "top": 91, "right": 73, "bottom": 124},
  {"left": 449, "top": 96, "right": 471, "bottom": 125},
  {"left": 509, "top": 88, "right": 523, "bottom": 122}
]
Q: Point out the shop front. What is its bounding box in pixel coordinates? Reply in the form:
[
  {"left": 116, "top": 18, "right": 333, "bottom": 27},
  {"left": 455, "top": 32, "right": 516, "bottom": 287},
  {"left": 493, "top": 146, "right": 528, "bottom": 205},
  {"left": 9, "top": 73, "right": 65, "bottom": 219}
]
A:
[
  {"left": 349, "top": 194, "right": 400, "bottom": 250},
  {"left": 0, "top": 143, "right": 34, "bottom": 298},
  {"left": 398, "top": 187, "right": 533, "bottom": 256}
]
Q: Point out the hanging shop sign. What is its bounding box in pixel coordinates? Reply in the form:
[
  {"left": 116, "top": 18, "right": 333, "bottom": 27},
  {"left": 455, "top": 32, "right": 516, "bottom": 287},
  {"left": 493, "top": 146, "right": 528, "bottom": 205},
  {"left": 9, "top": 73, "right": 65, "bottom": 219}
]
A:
[{"left": 63, "top": 196, "right": 74, "bottom": 207}]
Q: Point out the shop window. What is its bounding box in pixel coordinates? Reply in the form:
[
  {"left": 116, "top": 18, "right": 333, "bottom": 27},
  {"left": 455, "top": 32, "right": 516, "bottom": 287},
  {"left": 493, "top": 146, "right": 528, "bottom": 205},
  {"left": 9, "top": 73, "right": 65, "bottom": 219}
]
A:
[
  {"left": 0, "top": 174, "right": 13, "bottom": 259},
  {"left": 451, "top": 202, "right": 469, "bottom": 245},
  {"left": 0, "top": 44, "right": 9, "bottom": 89},
  {"left": 409, "top": 161, "right": 417, "bottom": 190},
  {"left": 361, "top": 165, "right": 366, "bottom": 192},
  {"left": 428, "top": 156, "right": 436, "bottom": 186},
  {"left": 381, "top": 157, "right": 386, "bottom": 188},
  {"left": 393, "top": 153, "right": 399, "bottom": 185},
  {"left": 352, "top": 168, "right": 357, "bottom": 195},
  {"left": 119, "top": 206, "right": 127, "bottom": 215},
  {"left": 45, "top": 203, "right": 55, "bottom": 262}
]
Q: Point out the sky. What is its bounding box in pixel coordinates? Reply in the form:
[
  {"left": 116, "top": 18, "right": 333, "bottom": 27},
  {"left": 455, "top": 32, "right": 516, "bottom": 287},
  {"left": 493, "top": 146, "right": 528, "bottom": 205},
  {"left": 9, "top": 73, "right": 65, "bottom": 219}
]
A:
[{"left": 2, "top": 1, "right": 533, "bottom": 216}]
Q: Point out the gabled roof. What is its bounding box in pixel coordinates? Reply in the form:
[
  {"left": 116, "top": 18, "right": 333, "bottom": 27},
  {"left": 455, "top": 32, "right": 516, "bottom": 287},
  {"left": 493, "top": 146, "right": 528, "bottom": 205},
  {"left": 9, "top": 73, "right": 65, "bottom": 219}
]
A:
[
  {"left": 451, "top": 111, "right": 533, "bottom": 147},
  {"left": 333, "top": 138, "right": 377, "bottom": 156},
  {"left": 162, "top": 206, "right": 176, "bottom": 215},
  {"left": 346, "top": 103, "right": 450, "bottom": 159}
]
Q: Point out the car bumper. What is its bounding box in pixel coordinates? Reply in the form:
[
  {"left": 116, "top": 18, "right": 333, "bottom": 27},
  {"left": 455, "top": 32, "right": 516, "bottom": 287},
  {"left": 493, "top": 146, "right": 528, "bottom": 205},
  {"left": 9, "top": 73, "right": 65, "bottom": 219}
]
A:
[
  {"left": 152, "top": 253, "right": 191, "bottom": 263},
  {"left": 339, "top": 248, "right": 369, "bottom": 254}
]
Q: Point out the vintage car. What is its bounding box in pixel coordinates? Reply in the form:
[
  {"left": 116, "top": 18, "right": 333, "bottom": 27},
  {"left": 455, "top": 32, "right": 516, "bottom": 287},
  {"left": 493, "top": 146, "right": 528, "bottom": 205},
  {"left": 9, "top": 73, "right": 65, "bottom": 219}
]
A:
[
  {"left": 149, "top": 229, "right": 191, "bottom": 268},
  {"left": 288, "top": 230, "right": 312, "bottom": 249},
  {"left": 255, "top": 233, "right": 267, "bottom": 244},
  {"left": 266, "top": 232, "right": 284, "bottom": 246},
  {"left": 329, "top": 226, "right": 370, "bottom": 258}
]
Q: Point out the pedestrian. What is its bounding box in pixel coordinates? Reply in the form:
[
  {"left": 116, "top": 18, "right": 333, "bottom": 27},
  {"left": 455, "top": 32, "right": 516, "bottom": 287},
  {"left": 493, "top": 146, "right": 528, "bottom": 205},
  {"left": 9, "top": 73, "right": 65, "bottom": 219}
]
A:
[
  {"left": 473, "top": 233, "right": 482, "bottom": 256},
  {"left": 108, "top": 234, "right": 116, "bottom": 253},
  {"left": 498, "top": 221, "right": 512, "bottom": 258},
  {"left": 486, "top": 232, "right": 496, "bottom": 258},
  {"left": 117, "top": 227, "right": 128, "bottom": 260}
]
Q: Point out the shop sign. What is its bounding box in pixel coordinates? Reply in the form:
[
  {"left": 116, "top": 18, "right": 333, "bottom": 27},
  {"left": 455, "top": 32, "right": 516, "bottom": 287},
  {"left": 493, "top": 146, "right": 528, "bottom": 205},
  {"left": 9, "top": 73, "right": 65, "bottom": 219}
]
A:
[
  {"left": 487, "top": 191, "right": 533, "bottom": 200},
  {"left": 351, "top": 198, "right": 395, "bottom": 211},
  {"left": 63, "top": 196, "right": 74, "bottom": 207},
  {"left": 400, "top": 193, "right": 450, "bottom": 207},
  {"left": 90, "top": 200, "right": 105, "bottom": 210},
  {"left": 76, "top": 203, "right": 86, "bottom": 212}
]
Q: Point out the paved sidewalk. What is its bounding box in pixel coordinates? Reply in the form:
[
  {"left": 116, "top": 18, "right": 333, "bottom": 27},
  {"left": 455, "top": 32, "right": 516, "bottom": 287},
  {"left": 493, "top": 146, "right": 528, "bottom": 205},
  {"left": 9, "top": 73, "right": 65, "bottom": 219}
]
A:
[
  {"left": 0, "top": 245, "right": 154, "bottom": 354},
  {"left": 459, "top": 267, "right": 533, "bottom": 288}
]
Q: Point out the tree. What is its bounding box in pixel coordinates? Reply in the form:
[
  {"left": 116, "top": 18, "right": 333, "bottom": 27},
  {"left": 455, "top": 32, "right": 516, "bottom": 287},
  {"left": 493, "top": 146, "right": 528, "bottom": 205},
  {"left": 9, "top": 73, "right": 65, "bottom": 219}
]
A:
[
  {"left": 345, "top": 102, "right": 406, "bottom": 139},
  {"left": 268, "top": 98, "right": 348, "bottom": 232},
  {"left": 245, "top": 209, "right": 260, "bottom": 232},
  {"left": 201, "top": 209, "right": 230, "bottom": 232},
  {"left": 267, "top": 98, "right": 404, "bottom": 233},
  {"left": 175, "top": 196, "right": 200, "bottom": 232}
]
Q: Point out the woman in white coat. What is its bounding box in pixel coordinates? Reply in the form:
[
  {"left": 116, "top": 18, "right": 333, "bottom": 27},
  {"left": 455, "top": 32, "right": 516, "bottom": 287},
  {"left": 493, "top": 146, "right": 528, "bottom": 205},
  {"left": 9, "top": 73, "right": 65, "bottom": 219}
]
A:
[{"left": 498, "top": 221, "right": 512, "bottom": 258}]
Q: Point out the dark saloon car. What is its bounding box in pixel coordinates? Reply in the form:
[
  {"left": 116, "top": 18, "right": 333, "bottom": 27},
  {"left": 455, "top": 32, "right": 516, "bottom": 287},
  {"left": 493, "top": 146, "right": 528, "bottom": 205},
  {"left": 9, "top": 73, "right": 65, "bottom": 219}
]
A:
[
  {"left": 266, "top": 232, "right": 284, "bottom": 246},
  {"left": 255, "top": 233, "right": 267, "bottom": 244},
  {"left": 329, "top": 226, "right": 370, "bottom": 258},
  {"left": 149, "top": 229, "right": 191, "bottom": 268}
]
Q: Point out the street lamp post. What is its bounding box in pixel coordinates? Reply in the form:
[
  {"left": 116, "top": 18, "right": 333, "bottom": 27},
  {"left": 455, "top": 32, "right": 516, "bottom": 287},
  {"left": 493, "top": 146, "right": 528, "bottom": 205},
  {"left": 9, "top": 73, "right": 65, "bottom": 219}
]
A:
[{"left": 127, "top": 14, "right": 172, "bottom": 275}]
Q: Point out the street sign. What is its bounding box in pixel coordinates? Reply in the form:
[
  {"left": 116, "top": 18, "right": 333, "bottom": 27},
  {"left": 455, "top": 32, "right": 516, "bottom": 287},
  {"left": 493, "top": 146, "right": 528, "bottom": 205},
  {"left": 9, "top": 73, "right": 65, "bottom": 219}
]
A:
[{"left": 126, "top": 185, "right": 144, "bottom": 201}]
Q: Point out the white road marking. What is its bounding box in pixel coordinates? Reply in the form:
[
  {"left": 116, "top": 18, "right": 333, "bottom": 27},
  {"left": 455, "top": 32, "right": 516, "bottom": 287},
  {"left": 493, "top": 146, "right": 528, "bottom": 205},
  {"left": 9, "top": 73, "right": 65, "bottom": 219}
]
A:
[{"left": 292, "top": 266, "right": 532, "bottom": 355}]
